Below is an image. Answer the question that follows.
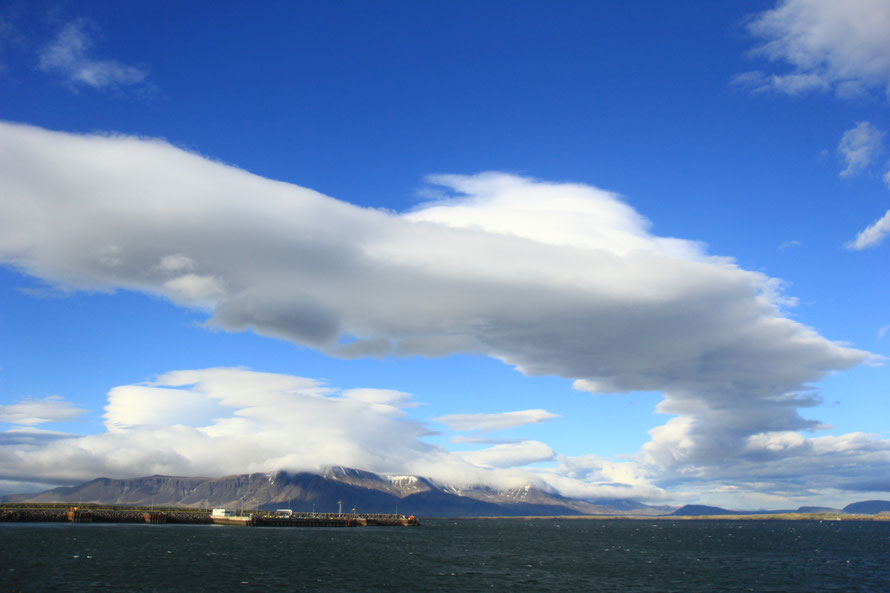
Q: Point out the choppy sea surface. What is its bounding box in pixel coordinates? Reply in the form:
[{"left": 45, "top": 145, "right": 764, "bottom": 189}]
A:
[{"left": 2, "top": 519, "right": 889, "bottom": 592}]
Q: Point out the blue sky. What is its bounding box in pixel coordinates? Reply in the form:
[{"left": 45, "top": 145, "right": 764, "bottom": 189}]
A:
[{"left": 1, "top": 0, "right": 889, "bottom": 509}]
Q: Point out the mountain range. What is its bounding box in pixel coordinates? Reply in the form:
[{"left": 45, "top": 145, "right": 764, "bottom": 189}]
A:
[
  {"left": 5, "top": 467, "right": 671, "bottom": 517},
  {"left": 7, "top": 467, "right": 888, "bottom": 517},
  {"left": 669, "top": 501, "right": 890, "bottom": 516}
]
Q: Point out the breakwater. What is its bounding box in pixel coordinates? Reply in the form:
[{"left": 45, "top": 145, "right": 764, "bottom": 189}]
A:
[
  {"left": 248, "top": 514, "right": 418, "bottom": 527},
  {"left": 250, "top": 516, "right": 355, "bottom": 527},
  {"left": 0, "top": 507, "right": 212, "bottom": 524},
  {"left": 0, "top": 505, "right": 417, "bottom": 526}
]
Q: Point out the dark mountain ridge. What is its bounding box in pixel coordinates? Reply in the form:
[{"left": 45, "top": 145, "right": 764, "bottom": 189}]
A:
[
  {"left": 843, "top": 500, "right": 890, "bottom": 514},
  {"left": 670, "top": 502, "right": 890, "bottom": 517},
  {"left": 670, "top": 504, "right": 738, "bottom": 516},
  {"left": 9, "top": 469, "right": 886, "bottom": 517},
  {"left": 5, "top": 468, "right": 662, "bottom": 517}
]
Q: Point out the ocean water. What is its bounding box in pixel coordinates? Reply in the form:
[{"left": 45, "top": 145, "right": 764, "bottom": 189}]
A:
[{"left": 2, "top": 519, "right": 889, "bottom": 592}]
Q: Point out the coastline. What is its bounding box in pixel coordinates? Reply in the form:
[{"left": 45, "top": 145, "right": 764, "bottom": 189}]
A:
[
  {"left": 0, "top": 504, "right": 418, "bottom": 526},
  {"left": 434, "top": 512, "right": 890, "bottom": 521}
]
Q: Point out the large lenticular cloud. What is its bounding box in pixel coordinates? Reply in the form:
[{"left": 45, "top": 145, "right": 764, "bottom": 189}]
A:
[{"left": 0, "top": 121, "right": 870, "bottom": 473}]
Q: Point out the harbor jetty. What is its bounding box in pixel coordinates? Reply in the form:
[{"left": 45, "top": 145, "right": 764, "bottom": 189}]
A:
[
  {"left": 244, "top": 512, "right": 419, "bottom": 527},
  {"left": 0, "top": 503, "right": 418, "bottom": 527}
]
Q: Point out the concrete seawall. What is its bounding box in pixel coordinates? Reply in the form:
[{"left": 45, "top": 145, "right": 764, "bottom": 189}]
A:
[
  {"left": 0, "top": 508, "right": 212, "bottom": 524},
  {"left": 0, "top": 508, "right": 68, "bottom": 522},
  {"left": 1, "top": 506, "right": 417, "bottom": 526}
]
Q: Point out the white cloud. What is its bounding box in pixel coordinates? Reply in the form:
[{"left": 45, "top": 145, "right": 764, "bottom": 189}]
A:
[
  {"left": 155, "top": 254, "right": 197, "bottom": 274},
  {"left": 532, "top": 454, "right": 666, "bottom": 501},
  {"left": 739, "top": 0, "right": 890, "bottom": 98},
  {"left": 744, "top": 430, "right": 807, "bottom": 454},
  {"left": 0, "top": 368, "right": 471, "bottom": 486},
  {"left": 732, "top": 70, "right": 828, "bottom": 95},
  {"left": 456, "top": 441, "right": 556, "bottom": 468},
  {"left": 0, "top": 368, "right": 647, "bottom": 499},
  {"left": 0, "top": 427, "right": 80, "bottom": 445},
  {"left": 0, "top": 396, "right": 86, "bottom": 425},
  {"left": 834, "top": 123, "right": 890, "bottom": 253},
  {"left": 667, "top": 429, "right": 890, "bottom": 505},
  {"left": 339, "top": 388, "right": 419, "bottom": 410},
  {"left": 407, "top": 172, "right": 706, "bottom": 260},
  {"left": 449, "top": 435, "right": 523, "bottom": 444},
  {"left": 837, "top": 122, "right": 885, "bottom": 178},
  {"left": 846, "top": 209, "right": 890, "bottom": 250},
  {"left": 0, "top": 121, "right": 874, "bottom": 492},
  {"left": 103, "top": 383, "right": 228, "bottom": 433},
  {"left": 37, "top": 19, "right": 147, "bottom": 91},
  {"left": 163, "top": 273, "right": 226, "bottom": 306},
  {"left": 434, "top": 409, "right": 559, "bottom": 433}
]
